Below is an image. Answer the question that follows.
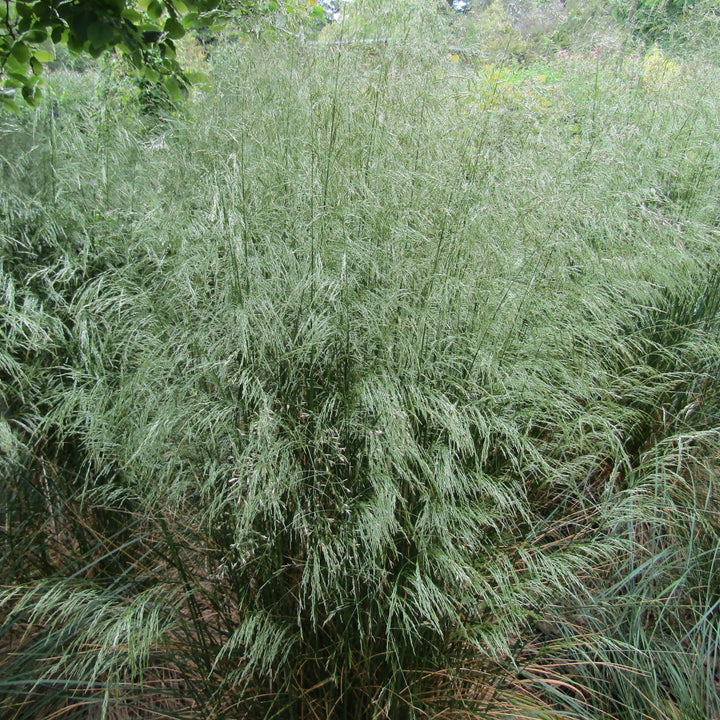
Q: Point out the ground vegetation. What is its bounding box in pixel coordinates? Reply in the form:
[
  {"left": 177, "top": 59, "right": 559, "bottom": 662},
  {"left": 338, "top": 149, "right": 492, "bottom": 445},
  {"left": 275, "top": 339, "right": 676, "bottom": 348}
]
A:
[{"left": 1, "top": 1, "right": 720, "bottom": 718}]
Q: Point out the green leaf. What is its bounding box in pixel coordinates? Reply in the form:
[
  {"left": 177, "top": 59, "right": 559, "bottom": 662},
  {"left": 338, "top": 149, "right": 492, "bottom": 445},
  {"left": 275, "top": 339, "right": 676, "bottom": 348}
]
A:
[
  {"left": 88, "top": 22, "right": 115, "bottom": 49},
  {"left": 21, "top": 83, "right": 41, "bottom": 106},
  {"left": 14, "top": 2, "right": 34, "bottom": 18},
  {"left": 147, "top": 0, "right": 163, "bottom": 20},
  {"left": 31, "top": 5, "right": 53, "bottom": 24},
  {"left": 181, "top": 11, "right": 199, "bottom": 27},
  {"left": 29, "top": 56, "right": 42, "bottom": 75},
  {"left": 4, "top": 72, "right": 28, "bottom": 88},
  {"left": 32, "top": 48, "right": 54, "bottom": 62},
  {"left": 141, "top": 66, "right": 160, "bottom": 82},
  {"left": 70, "top": 10, "right": 95, "bottom": 42},
  {"left": 141, "top": 26, "right": 163, "bottom": 43},
  {"left": 5, "top": 54, "right": 29, "bottom": 78},
  {"left": 11, "top": 42, "right": 31, "bottom": 64},
  {"left": 162, "top": 39, "right": 176, "bottom": 59},
  {"left": 51, "top": 26, "right": 65, "bottom": 44},
  {"left": 23, "top": 29, "right": 48, "bottom": 44},
  {"left": 0, "top": 92, "right": 21, "bottom": 113},
  {"left": 164, "top": 16, "right": 185, "bottom": 38},
  {"left": 185, "top": 71, "right": 208, "bottom": 83},
  {"left": 87, "top": 43, "right": 105, "bottom": 58},
  {"left": 163, "top": 75, "right": 183, "bottom": 102},
  {"left": 122, "top": 7, "right": 144, "bottom": 23},
  {"left": 208, "top": 15, "right": 228, "bottom": 31},
  {"left": 67, "top": 36, "right": 84, "bottom": 54}
]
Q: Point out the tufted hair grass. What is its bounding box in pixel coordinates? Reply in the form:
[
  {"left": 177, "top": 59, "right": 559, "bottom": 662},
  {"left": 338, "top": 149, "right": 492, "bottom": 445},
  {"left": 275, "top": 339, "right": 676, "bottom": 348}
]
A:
[{"left": 2, "top": 20, "right": 720, "bottom": 720}]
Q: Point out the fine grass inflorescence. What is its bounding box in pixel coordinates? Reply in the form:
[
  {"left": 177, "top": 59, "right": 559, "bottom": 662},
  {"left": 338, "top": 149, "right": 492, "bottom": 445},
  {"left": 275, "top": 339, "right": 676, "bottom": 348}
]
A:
[{"left": 1, "top": 7, "right": 720, "bottom": 720}]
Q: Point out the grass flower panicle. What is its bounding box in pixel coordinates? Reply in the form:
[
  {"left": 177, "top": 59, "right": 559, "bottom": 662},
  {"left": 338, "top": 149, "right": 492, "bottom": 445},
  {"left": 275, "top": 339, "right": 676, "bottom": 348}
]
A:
[{"left": 1, "top": 5, "right": 720, "bottom": 719}]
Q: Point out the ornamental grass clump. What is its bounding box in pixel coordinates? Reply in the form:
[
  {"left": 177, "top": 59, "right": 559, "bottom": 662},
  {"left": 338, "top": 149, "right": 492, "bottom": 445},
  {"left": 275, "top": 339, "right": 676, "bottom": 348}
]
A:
[{"left": 1, "top": 21, "right": 720, "bottom": 720}]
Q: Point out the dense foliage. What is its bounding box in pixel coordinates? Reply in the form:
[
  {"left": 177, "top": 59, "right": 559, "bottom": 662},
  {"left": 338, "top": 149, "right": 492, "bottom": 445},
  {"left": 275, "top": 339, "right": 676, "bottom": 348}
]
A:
[
  {"left": 612, "top": 0, "right": 719, "bottom": 42},
  {"left": 0, "top": 0, "right": 245, "bottom": 110},
  {"left": 1, "top": 2, "right": 720, "bottom": 719}
]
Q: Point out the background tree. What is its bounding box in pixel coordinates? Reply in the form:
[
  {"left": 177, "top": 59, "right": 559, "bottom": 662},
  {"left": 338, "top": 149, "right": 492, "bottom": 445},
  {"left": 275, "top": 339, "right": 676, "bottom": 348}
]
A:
[{"left": 0, "top": 0, "right": 240, "bottom": 110}]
